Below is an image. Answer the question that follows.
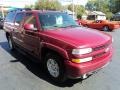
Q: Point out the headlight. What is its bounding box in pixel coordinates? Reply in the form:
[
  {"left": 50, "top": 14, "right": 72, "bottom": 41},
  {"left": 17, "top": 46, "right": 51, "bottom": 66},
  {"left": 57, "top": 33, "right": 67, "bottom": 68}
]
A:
[{"left": 72, "top": 48, "right": 92, "bottom": 55}]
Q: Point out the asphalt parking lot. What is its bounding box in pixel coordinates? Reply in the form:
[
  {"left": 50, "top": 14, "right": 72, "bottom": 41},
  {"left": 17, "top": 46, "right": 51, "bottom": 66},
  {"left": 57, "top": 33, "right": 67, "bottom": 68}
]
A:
[{"left": 0, "top": 29, "right": 120, "bottom": 90}]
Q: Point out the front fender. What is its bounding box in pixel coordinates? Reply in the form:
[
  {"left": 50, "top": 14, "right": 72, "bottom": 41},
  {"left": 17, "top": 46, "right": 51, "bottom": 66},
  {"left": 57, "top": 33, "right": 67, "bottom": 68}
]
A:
[{"left": 41, "top": 42, "right": 69, "bottom": 60}]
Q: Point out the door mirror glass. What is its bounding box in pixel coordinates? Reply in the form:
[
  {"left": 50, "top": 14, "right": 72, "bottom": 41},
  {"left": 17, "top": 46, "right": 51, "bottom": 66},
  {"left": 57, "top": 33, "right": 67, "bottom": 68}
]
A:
[{"left": 24, "top": 24, "right": 37, "bottom": 31}]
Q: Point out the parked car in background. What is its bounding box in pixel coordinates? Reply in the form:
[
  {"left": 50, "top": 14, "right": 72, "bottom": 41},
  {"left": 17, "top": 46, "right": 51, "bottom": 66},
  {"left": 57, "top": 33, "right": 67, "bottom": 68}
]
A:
[
  {"left": 78, "top": 20, "right": 120, "bottom": 31},
  {"left": 4, "top": 9, "right": 113, "bottom": 83},
  {"left": 111, "top": 11, "right": 120, "bottom": 21}
]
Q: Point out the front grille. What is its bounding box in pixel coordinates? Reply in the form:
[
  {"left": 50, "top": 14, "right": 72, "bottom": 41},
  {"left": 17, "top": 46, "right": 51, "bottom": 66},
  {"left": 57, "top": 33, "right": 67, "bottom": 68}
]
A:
[
  {"left": 93, "top": 43, "right": 110, "bottom": 51},
  {"left": 93, "top": 52, "right": 106, "bottom": 59}
]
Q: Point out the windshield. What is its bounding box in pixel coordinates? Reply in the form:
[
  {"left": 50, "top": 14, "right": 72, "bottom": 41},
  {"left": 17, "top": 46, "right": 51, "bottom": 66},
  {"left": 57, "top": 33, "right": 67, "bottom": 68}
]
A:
[{"left": 39, "top": 12, "right": 79, "bottom": 29}]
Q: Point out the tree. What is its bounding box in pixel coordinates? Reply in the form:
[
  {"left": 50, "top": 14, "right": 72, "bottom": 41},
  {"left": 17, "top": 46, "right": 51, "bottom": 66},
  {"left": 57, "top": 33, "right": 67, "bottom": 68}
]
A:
[
  {"left": 86, "top": 0, "right": 120, "bottom": 14},
  {"left": 85, "top": 0, "right": 96, "bottom": 11},
  {"left": 34, "top": 0, "right": 62, "bottom": 10},
  {"left": 68, "top": 4, "right": 85, "bottom": 18},
  {"left": 109, "top": 0, "right": 120, "bottom": 13},
  {"left": 86, "top": 0, "right": 110, "bottom": 12},
  {"left": 85, "top": 0, "right": 113, "bottom": 19},
  {"left": 25, "top": 5, "right": 34, "bottom": 9}
]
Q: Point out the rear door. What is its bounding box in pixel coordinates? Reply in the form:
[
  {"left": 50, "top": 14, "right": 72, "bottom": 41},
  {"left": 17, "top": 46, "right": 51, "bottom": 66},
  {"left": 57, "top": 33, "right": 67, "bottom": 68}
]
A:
[
  {"left": 22, "top": 12, "right": 40, "bottom": 56},
  {"left": 12, "top": 12, "right": 25, "bottom": 46}
]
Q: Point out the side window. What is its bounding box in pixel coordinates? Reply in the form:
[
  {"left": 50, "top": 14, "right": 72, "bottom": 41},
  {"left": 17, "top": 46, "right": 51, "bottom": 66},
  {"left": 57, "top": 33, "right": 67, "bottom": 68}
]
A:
[
  {"left": 14, "top": 13, "right": 24, "bottom": 26},
  {"left": 24, "top": 13, "right": 37, "bottom": 28},
  {"left": 5, "top": 12, "right": 16, "bottom": 23}
]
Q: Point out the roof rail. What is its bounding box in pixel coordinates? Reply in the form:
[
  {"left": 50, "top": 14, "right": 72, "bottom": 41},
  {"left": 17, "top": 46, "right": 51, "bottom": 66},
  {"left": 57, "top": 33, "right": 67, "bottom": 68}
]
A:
[{"left": 9, "top": 8, "right": 31, "bottom": 12}]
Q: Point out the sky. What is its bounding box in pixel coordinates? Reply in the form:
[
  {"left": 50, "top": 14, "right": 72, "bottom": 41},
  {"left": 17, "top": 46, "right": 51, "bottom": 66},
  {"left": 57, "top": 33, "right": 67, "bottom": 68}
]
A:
[
  {"left": 60, "top": 0, "right": 88, "bottom": 6},
  {"left": 0, "top": 0, "right": 88, "bottom": 8}
]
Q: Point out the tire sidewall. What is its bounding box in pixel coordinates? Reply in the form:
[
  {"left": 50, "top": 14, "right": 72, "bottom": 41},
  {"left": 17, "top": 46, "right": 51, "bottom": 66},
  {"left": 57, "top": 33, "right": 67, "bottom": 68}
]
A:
[
  {"left": 8, "top": 36, "right": 14, "bottom": 50},
  {"left": 103, "top": 26, "right": 109, "bottom": 31},
  {"left": 44, "top": 53, "right": 66, "bottom": 83}
]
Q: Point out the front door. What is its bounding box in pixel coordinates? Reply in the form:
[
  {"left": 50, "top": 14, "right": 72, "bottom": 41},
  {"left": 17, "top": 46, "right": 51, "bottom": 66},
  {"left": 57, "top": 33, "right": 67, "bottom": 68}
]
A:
[
  {"left": 22, "top": 13, "right": 40, "bottom": 56},
  {"left": 89, "top": 20, "right": 102, "bottom": 29}
]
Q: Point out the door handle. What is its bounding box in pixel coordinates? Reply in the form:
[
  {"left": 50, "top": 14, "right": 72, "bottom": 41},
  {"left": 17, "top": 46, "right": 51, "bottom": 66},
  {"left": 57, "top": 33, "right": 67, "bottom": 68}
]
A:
[
  {"left": 21, "top": 31, "right": 23, "bottom": 34},
  {"left": 20, "top": 30, "right": 24, "bottom": 34}
]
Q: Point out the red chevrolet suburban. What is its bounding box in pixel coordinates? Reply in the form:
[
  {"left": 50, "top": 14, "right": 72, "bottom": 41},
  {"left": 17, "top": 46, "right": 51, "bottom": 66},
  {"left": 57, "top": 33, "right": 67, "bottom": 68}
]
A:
[{"left": 4, "top": 9, "right": 113, "bottom": 83}]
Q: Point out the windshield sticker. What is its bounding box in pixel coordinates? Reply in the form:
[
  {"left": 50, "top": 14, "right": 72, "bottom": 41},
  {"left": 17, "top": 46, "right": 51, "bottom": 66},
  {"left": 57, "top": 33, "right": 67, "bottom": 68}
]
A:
[{"left": 56, "top": 16, "right": 63, "bottom": 25}]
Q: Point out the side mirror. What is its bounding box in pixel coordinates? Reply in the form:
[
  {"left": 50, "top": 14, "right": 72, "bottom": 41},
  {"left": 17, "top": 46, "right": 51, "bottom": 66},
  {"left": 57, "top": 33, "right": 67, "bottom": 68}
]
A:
[{"left": 24, "top": 24, "right": 37, "bottom": 31}]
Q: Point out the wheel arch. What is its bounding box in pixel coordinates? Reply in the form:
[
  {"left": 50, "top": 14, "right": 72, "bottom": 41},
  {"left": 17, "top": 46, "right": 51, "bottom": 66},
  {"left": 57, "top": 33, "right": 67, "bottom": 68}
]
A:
[
  {"left": 103, "top": 25, "right": 111, "bottom": 31},
  {"left": 40, "top": 42, "right": 69, "bottom": 61},
  {"left": 6, "top": 32, "right": 10, "bottom": 40}
]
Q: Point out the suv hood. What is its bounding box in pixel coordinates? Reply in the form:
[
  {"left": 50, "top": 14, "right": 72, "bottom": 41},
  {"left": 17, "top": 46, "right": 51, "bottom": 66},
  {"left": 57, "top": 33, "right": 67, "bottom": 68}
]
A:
[{"left": 43, "top": 27, "right": 111, "bottom": 48}]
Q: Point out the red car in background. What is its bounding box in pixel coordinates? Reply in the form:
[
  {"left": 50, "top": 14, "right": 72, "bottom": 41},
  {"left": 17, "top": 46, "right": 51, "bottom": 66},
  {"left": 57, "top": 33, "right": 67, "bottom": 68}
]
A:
[{"left": 77, "top": 20, "right": 120, "bottom": 31}]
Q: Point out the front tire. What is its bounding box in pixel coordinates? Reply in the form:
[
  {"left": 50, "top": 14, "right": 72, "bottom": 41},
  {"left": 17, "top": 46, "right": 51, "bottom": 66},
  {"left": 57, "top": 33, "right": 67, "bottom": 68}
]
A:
[
  {"left": 44, "top": 52, "right": 66, "bottom": 83},
  {"left": 84, "top": 24, "right": 88, "bottom": 27}
]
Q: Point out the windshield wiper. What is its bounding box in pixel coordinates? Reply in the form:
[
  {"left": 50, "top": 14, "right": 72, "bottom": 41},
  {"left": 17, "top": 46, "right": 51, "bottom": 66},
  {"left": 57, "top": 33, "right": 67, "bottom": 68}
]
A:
[
  {"left": 54, "top": 25, "right": 80, "bottom": 28},
  {"left": 65, "top": 25, "right": 80, "bottom": 28},
  {"left": 52, "top": 25, "right": 67, "bottom": 28}
]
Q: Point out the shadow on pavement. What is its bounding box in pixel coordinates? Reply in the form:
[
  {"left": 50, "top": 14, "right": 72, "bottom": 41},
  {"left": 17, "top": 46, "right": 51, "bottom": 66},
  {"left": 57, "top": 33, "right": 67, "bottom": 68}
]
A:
[{"left": 0, "top": 41, "right": 83, "bottom": 87}]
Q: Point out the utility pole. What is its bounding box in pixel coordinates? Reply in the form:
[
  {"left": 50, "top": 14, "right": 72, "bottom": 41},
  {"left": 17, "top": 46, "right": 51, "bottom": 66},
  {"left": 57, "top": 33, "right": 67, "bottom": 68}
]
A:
[
  {"left": 63, "top": 0, "right": 75, "bottom": 19},
  {"left": 72, "top": 0, "right": 74, "bottom": 19},
  {"left": 98, "top": 0, "right": 100, "bottom": 11},
  {"left": 0, "top": 4, "right": 4, "bottom": 18}
]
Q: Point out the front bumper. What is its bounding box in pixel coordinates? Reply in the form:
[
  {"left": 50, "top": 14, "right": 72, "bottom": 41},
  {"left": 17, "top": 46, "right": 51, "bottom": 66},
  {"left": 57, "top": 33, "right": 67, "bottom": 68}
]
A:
[
  {"left": 112, "top": 25, "right": 120, "bottom": 29},
  {"left": 65, "top": 49, "right": 113, "bottom": 79}
]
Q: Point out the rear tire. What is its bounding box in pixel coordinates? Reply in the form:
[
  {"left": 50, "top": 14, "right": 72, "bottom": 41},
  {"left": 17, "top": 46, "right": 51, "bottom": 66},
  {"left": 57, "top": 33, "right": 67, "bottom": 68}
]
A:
[
  {"left": 44, "top": 52, "right": 66, "bottom": 83},
  {"left": 8, "top": 36, "right": 15, "bottom": 51},
  {"left": 103, "top": 26, "right": 110, "bottom": 31}
]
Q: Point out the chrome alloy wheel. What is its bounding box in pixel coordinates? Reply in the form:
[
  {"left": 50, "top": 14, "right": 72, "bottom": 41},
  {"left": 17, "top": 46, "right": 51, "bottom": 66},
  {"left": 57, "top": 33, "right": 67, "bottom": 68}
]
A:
[
  {"left": 47, "top": 59, "right": 59, "bottom": 78},
  {"left": 103, "top": 26, "right": 109, "bottom": 31}
]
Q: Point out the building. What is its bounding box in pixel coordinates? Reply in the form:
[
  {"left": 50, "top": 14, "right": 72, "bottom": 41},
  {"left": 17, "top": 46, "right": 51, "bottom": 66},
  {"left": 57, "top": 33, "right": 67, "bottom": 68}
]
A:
[{"left": 87, "top": 11, "right": 106, "bottom": 20}]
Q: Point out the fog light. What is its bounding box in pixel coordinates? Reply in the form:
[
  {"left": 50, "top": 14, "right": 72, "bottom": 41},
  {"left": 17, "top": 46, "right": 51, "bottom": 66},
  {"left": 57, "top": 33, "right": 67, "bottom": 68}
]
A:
[{"left": 72, "top": 57, "right": 92, "bottom": 63}]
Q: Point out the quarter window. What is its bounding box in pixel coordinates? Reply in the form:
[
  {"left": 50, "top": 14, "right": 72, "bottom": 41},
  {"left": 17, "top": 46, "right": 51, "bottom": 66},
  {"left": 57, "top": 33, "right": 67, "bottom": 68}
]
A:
[{"left": 5, "top": 12, "right": 16, "bottom": 23}]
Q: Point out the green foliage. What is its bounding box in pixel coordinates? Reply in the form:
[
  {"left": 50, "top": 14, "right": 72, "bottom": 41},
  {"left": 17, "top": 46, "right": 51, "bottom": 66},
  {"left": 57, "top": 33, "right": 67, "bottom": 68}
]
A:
[
  {"left": 77, "top": 14, "right": 82, "bottom": 19},
  {"left": 34, "top": 0, "right": 62, "bottom": 10},
  {"left": 68, "top": 4, "right": 85, "bottom": 19},
  {"left": 25, "top": 5, "right": 34, "bottom": 9},
  {"left": 106, "top": 12, "right": 113, "bottom": 20},
  {"left": 86, "top": 0, "right": 110, "bottom": 12},
  {"left": 110, "top": 0, "right": 120, "bottom": 13},
  {"left": 85, "top": 0, "right": 114, "bottom": 19},
  {"left": 86, "top": 0, "right": 120, "bottom": 14},
  {"left": 85, "top": 0, "right": 96, "bottom": 11}
]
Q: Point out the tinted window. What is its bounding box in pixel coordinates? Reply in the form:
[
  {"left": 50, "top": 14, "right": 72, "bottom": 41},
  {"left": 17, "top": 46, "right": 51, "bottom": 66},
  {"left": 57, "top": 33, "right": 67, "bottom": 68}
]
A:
[
  {"left": 5, "top": 12, "right": 16, "bottom": 22},
  {"left": 87, "top": 15, "right": 96, "bottom": 20},
  {"left": 14, "top": 13, "right": 24, "bottom": 26}
]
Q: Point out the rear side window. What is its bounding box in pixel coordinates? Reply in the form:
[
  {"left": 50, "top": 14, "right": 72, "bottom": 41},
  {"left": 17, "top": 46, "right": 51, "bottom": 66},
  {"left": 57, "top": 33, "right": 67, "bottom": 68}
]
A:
[
  {"left": 14, "top": 13, "right": 24, "bottom": 26},
  {"left": 5, "top": 12, "right": 16, "bottom": 23}
]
